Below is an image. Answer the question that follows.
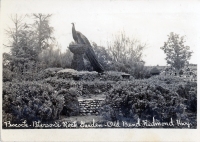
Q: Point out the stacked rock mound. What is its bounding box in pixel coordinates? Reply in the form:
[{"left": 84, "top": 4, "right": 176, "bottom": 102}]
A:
[
  {"left": 41, "top": 68, "right": 132, "bottom": 116},
  {"left": 55, "top": 69, "right": 131, "bottom": 81},
  {"left": 43, "top": 68, "right": 132, "bottom": 95}
]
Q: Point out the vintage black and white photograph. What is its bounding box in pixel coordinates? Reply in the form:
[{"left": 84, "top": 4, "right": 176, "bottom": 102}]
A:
[{"left": 1, "top": 0, "right": 199, "bottom": 141}]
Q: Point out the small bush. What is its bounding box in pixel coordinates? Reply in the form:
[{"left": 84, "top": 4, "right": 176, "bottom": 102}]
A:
[
  {"left": 177, "top": 82, "right": 197, "bottom": 112},
  {"left": 150, "top": 67, "right": 160, "bottom": 75},
  {"left": 58, "top": 88, "right": 80, "bottom": 116}
]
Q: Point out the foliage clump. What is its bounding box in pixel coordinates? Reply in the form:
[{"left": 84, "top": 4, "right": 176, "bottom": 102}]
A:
[
  {"left": 100, "top": 76, "right": 197, "bottom": 128},
  {"left": 150, "top": 67, "right": 160, "bottom": 75},
  {"left": 2, "top": 81, "right": 79, "bottom": 128},
  {"left": 58, "top": 88, "right": 80, "bottom": 117}
]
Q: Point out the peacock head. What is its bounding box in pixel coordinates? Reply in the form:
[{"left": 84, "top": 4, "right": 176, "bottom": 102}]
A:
[{"left": 71, "top": 23, "right": 75, "bottom": 26}]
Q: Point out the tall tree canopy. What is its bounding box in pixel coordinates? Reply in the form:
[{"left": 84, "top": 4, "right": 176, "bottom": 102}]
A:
[
  {"left": 160, "top": 32, "right": 193, "bottom": 71},
  {"left": 32, "top": 14, "right": 55, "bottom": 52},
  {"left": 3, "top": 14, "right": 55, "bottom": 80}
]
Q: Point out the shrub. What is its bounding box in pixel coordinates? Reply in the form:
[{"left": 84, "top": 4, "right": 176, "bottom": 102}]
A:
[
  {"left": 2, "top": 81, "right": 79, "bottom": 127},
  {"left": 131, "top": 62, "right": 151, "bottom": 79},
  {"left": 177, "top": 82, "right": 197, "bottom": 112},
  {"left": 150, "top": 67, "right": 160, "bottom": 75},
  {"left": 100, "top": 77, "right": 197, "bottom": 128},
  {"left": 58, "top": 88, "right": 80, "bottom": 116},
  {"left": 38, "top": 46, "right": 73, "bottom": 69}
]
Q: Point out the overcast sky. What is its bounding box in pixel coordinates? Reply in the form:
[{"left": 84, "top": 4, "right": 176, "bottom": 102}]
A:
[{"left": 1, "top": 0, "right": 200, "bottom": 66}]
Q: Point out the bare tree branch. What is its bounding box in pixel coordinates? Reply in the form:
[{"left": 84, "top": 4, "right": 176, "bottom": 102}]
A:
[{"left": 3, "top": 44, "right": 13, "bottom": 47}]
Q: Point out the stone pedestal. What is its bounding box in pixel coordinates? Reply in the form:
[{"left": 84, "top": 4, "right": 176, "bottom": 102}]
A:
[{"left": 68, "top": 44, "right": 88, "bottom": 71}]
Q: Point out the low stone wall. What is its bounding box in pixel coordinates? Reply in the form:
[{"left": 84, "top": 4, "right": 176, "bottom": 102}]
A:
[{"left": 78, "top": 99, "right": 105, "bottom": 116}]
